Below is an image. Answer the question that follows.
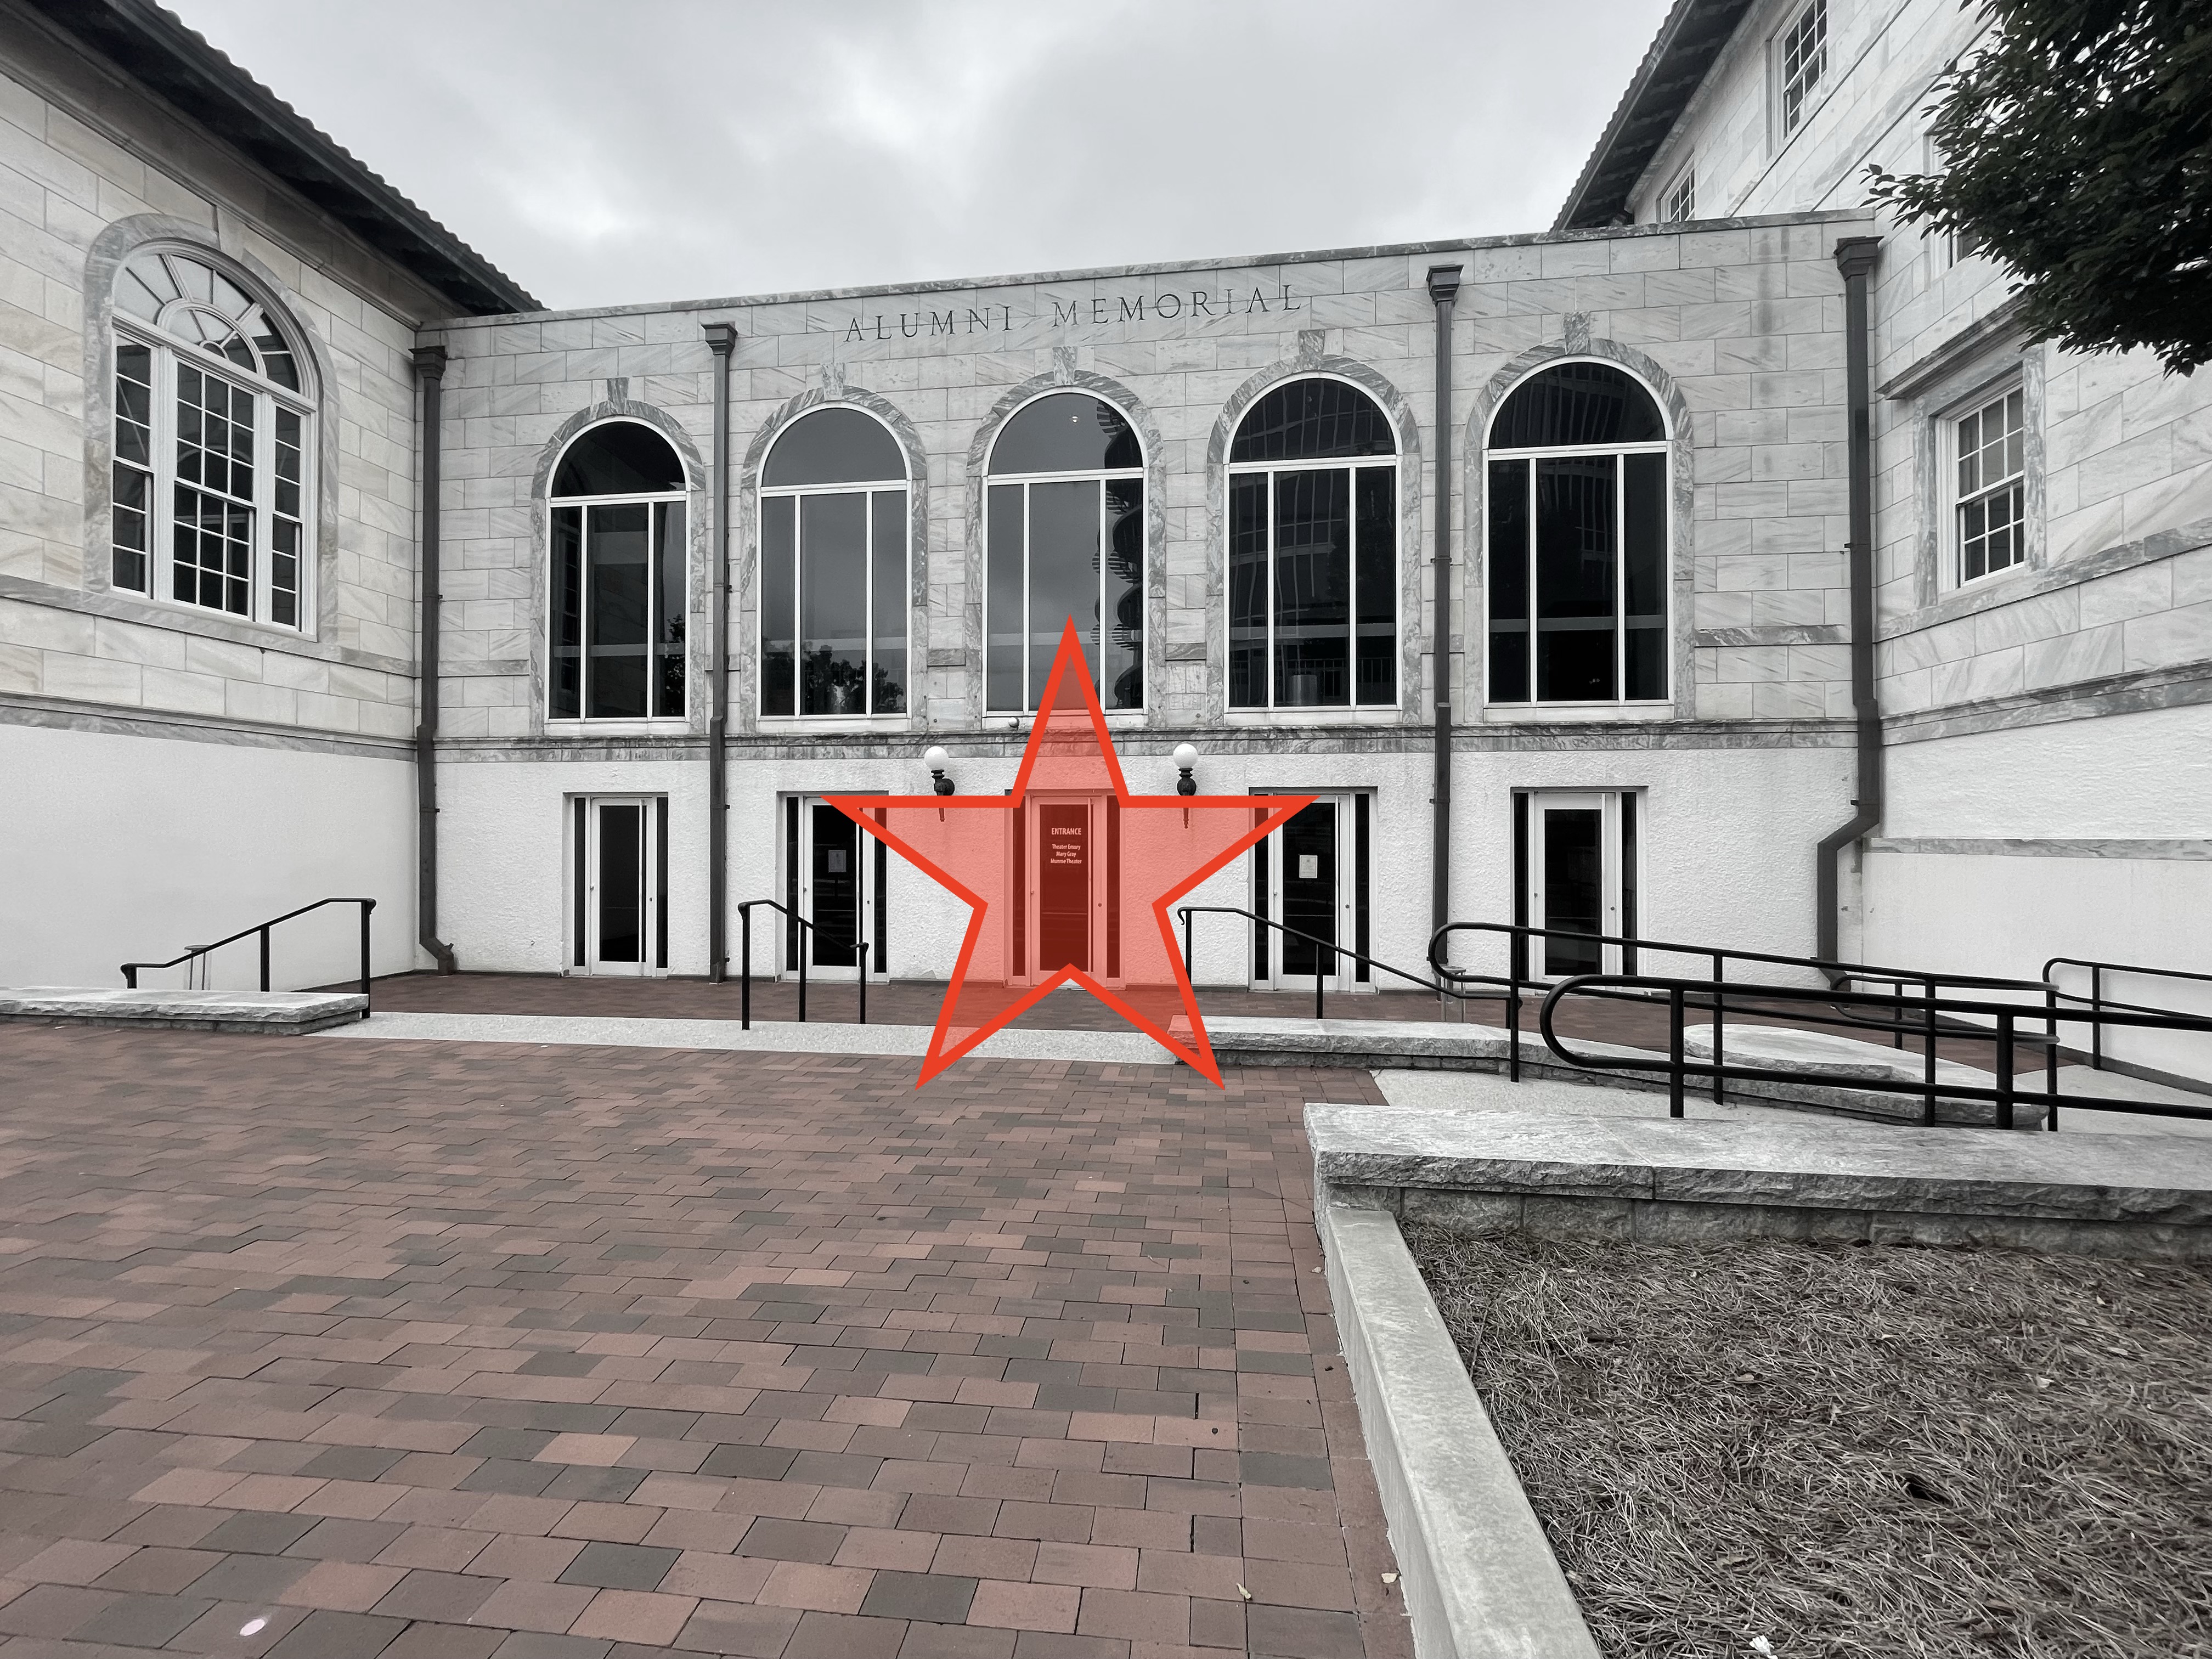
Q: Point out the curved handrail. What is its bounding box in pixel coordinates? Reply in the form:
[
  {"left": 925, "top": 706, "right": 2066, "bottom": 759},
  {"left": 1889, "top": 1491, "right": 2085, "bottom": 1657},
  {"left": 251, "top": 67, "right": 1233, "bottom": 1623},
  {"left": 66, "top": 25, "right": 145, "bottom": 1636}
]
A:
[
  {"left": 1537, "top": 972, "right": 2212, "bottom": 1130},
  {"left": 1175, "top": 903, "right": 1502, "bottom": 1021},
  {"left": 2040, "top": 953, "right": 2212, "bottom": 1071},
  {"left": 735, "top": 898, "right": 870, "bottom": 1029},
  {"left": 121, "top": 896, "right": 375, "bottom": 1018}
]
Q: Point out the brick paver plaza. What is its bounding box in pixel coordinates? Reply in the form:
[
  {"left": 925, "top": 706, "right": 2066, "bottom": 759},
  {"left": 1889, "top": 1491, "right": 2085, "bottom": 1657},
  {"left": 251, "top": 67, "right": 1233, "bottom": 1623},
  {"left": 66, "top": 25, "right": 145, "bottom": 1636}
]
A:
[{"left": 0, "top": 1026, "right": 1410, "bottom": 1659}]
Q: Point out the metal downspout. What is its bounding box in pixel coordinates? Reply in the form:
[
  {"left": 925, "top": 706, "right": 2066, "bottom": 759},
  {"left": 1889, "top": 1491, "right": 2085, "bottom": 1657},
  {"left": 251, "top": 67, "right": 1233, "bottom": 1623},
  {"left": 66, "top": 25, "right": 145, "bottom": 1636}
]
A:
[
  {"left": 1426, "top": 265, "right": 1463, "bottom": 947},
  {"left": 1818, "top": 236, "right": 1884, "bottom": 970},
  {"left": 410, "top": 344, "right": 456, "bottom": 974},
  {"left": 703, "top": 324, "right": 737, "bottom": 981}
]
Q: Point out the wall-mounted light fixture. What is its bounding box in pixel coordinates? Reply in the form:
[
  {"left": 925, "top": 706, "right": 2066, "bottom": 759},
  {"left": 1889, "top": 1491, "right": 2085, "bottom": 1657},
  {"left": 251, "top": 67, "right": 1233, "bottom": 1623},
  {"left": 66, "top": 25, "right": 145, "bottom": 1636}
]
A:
[
  {"left": 1173, "top": 742, "right": 1198, "bottom": 825},
  {"left": 925, "top": 746, "right": 955, "bottom": 819}
]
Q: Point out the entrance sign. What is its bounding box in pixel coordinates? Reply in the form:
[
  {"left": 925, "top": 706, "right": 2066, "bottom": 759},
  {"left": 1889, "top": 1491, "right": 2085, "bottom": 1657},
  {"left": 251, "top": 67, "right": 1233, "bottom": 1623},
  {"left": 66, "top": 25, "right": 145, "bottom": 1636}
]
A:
[{"left": 827, "top": 619, "right": 1309, "bottom": 1086}]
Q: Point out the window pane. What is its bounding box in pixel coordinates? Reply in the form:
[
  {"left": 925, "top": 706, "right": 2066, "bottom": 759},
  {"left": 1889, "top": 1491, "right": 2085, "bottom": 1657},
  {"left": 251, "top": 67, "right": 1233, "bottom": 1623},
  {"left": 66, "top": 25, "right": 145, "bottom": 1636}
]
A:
[
  {"left": 111, "top": 463, "right": 148, "bottom": 593},
  {"left": 1492, "top": 363, "right": 1664, "bottom": 448},
  {"left": 554, "top": 421, "right": 683, "bottom": 495},
  {"left": 176, "top": 365, "right": 253, "bottom": 503},
  {"left": 551, "top": 506, "right": 582, "bottom": 717},
  {"left": 1228, "top": 474, "right": 1268, "bottom": 708},
  {"left": 991, "top": 393, "right": 1141, "bottom": 475},
  {"left": 274, "top": 408, "right": 302, "bottom": 519},
  {"left": 800, "top": 492, "right": 868, "bottom": 716},
  {"left": 586, "top": 503, "right": 650, "bottom": 718},
  {"left": 653, "top": 501, "right": 686, "bottom": 718},
  {"left": 1102, "top": 478, "right": 1142, "bottom": 710},
  {"left": 1028, "top": 478, "right": 1099, "bottom": 702},
  {"left": 870, "top": 490, "right": 906, "bottom": 714},
  {"left": 1274, "top": 468, "right": 1351, "bottom": 708},
  {"left": 1542, "top": 808, "right": 1604, "bottom": 975},
  {"left": 1231, "top": 379, "right": 1394, "bottom": 464},
  {"left": 270, "top": 516, "right": 299, "bottom": 629},
  {"left": 115, "top": 342, "right": 153, "bottom": 467},
  {"left": 1535, "top": 455, "right": 1617, "bottom": 701},
  {"left": 1623, "top": 452, "right": 1667, "bottom": 699},
  {"left": 760, "top": 496, "right": 794, "bottom": 716},
  {"left": 1353, "top": 467, "right": 1395, "bottom": 706},
  {"left": 986, "top": 484, "right": 1024, "bottom": 710},
  {"left": 1487, "top": 459, "right": 1529, "bottom": 702},
  {"left": 763, "top": 408, "right": 902, "bottom": 487},
  {"left": 172, "top": 486, "right": 251, "bottom": 616},
  {"left": 596, "top": 804, "right": 644, "bottom": 963}
]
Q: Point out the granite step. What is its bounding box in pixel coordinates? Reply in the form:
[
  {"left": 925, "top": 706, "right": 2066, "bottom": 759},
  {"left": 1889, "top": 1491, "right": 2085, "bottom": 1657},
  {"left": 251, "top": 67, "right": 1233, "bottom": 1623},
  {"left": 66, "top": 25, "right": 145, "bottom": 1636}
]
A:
[{"left": 0, "top": 986, "right": 368, "bottom": 1034}]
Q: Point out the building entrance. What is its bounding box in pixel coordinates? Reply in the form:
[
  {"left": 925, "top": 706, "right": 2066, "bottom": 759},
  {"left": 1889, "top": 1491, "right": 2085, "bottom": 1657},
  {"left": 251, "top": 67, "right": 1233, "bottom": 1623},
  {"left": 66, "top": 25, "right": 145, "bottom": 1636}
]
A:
[
  {"left": 1015, "top": 794, "right": 1119, "bottom": 984},
  {"left": 570, "top": 795, "right": 665, "bottom": 975},
  {"left": 785, "top": 797, "right": 884, "bottom": 981},
  {"left": 1517, "top": 789, "right": 1637, "bottom": 978},
  {"left": 1252, "top": 792, "right": 1368, "bottom": 992}
]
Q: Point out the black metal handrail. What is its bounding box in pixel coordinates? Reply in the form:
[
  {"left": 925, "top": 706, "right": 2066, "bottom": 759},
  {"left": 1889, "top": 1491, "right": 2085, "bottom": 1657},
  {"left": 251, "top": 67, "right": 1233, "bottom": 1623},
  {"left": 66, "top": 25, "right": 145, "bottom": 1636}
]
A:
[
  {"left": 1538, "top": 972, "right": 2212, "bottom": 1131},
  {"left": 2042, "top": 954, "right": 2212, "bottom": 1071},
  {"left": 1430, "top": 918, "right": 2057, "bottom": 1088},
  {"left": 121, "top": 897, "right": 375, "bottom": 1018},
  {"left": 1176, "top": 904, "right": 1490, "bottom": 1020},
  {"left": 735, "top": 899, "right": 870, "bottom": 1030}
]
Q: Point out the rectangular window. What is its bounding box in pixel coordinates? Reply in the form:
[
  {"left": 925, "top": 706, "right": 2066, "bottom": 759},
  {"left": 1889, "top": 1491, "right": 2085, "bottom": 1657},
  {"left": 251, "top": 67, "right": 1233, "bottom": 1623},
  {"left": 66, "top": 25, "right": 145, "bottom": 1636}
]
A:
[
  {"left": 1956, "top": 387, "right": 2025, "bottom": 583},
  {"left": 984, "top": 477, "right": 1144, "bottom": 712},
  {"left": 760, "top": 488, "right": 906, "bottom": 716},
  {"left": 1778, "top": 0, "right": 1827, "bottom": 137},
  {"left": 1226, "top": 462, "right": 1396, "bottom": 710},
  {"left": 172, "top": 363, "right": 255, "bottom": 616},
  {"left": 1661, "top": 166, "right": 1695, "bottom": 224},
  {"left": 550, "top": 499, "right": 686, "bottom": 720},
  {"left": 1486, "top": 447, "right": 1667, "bottom": 705}
]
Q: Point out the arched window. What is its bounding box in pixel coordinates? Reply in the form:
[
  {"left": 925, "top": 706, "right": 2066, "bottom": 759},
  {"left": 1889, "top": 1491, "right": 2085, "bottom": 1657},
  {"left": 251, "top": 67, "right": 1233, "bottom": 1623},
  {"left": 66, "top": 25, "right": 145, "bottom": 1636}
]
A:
[
  {"left": 1485, "top": 361, "right": 1669, "bottom": 704},
  {"left": 549, "top": 421, "right": 687, "bottom": 720},
  {"left": 759, "top": 408, "right": 908, "bottom": 718},
  {"left": 109, "top": 247, "right": 314, "bottom": 627},
  {"left": 986, "top": 393, "right": 1144, "bottom": 712},
  {"left": 1227, "top": 378, "right": 1397, "bottom": 710}
]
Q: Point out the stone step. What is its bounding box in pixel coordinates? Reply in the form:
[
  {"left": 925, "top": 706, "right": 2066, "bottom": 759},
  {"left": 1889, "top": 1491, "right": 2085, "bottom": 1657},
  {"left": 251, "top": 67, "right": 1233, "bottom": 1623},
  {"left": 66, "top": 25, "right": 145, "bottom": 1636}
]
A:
[{"left": 0, "top": 986, "right": 367, "bottom": 1034}]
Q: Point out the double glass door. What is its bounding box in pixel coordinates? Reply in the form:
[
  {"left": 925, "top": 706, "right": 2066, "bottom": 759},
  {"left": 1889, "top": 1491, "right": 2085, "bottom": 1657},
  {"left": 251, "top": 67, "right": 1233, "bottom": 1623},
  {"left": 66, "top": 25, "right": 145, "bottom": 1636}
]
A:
[
  {"left": 572, "top": 796, "right": 665, "bottom": 975},
  {"left": 1253, "top": 793, "right": 1366, "bottom": 991},
  {"left": 787, "top": 798, "right": 883, "bottom": 980}
]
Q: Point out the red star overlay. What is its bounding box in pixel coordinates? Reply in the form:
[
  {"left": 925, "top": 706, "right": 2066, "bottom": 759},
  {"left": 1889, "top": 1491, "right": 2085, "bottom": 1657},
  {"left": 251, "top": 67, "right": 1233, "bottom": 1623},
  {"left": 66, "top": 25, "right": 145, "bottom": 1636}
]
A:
[{"left": 827, "top": 620, "right": 1310, "bottom": 1087}]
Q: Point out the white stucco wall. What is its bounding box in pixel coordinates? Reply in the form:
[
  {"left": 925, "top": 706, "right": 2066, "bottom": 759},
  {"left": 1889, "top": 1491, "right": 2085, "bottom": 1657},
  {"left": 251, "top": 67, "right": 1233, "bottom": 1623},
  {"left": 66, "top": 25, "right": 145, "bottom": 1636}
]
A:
[{"left": 0, "top": 721, "right": 415, "bottom": 988}]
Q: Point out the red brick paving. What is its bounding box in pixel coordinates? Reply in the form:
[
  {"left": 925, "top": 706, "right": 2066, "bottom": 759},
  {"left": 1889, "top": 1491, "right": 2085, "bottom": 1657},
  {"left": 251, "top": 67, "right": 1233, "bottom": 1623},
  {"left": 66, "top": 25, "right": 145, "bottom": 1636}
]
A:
[{"left": 0, "top": 1026, "right": 1412, "bottom": 1658}]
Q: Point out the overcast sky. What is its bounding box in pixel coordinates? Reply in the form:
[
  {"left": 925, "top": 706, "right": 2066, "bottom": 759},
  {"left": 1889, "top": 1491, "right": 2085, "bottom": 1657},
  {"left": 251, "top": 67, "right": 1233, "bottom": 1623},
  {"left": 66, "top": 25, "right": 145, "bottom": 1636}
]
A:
[{"left": 167, "top": 1, "right": 1664, "bottom": 312}]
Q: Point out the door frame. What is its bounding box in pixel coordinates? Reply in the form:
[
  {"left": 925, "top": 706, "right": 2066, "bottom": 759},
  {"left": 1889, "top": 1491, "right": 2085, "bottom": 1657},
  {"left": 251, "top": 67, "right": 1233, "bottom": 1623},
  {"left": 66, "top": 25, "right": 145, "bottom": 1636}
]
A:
[
  {"left": 1249, "top": 790, "right": 1369, "bottom": 993},
  {"left": 1013, "top": 792, "right": 1119, "bottom": 986},
  {"left": 783, "top": 795, "right": 887, "bottom": 982},
  {"left": 567, "top": 794, "right": 668, "bottom": 977},
  {"left": 1514, "top": 788, "right": 1639, "bottom": 980}
]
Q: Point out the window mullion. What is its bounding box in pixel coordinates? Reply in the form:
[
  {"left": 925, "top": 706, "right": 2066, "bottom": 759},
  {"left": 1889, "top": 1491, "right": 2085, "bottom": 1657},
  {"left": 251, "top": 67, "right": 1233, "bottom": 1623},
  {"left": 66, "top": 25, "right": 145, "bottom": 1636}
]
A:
[
  {"left": 1526, "top": 460, "right": 1538, "bottom": 704},
  {"left": 1615, "top": 456, "right": 1627, "bottom": 699},
  {"left": 1265, "top": 469, "right": 1278, "bottom": 709},
  {"left": 1021, "top": 481, "right": 1032, "bottom": 710}
]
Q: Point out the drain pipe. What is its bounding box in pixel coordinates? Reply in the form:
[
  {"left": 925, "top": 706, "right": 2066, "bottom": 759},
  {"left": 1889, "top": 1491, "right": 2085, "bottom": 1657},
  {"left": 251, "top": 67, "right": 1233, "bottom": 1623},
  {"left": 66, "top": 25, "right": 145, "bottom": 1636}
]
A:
[
  {"left": 1426, "top": 264, "right": 1463, "bottom": 948},
  {"left": 702, "top": 323, "right": 737, "bottom": 981},
  {"left": 410, "top": 344, "right": 456, "bottom": 975},
  {"left": 1816, "top": 237, "right": 1884, "bottom": 972}
]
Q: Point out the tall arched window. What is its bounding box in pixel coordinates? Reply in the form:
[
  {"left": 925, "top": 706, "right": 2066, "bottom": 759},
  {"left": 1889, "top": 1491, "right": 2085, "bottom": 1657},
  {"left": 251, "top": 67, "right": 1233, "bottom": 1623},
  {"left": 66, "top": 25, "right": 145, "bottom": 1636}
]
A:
[
  {"left": 1226, "top": 378, "right": 1397, "bottom": 710},
  {"left": 1485, "top": 361, "right": 1669, "bottom": 704},
  {"left": 985, "top": 393, "right": 1143, "bottom": 712},
  {"left": 759, "top": 408, "right": 908, "bottom": 718},
  {"left": 549, "top": 421, "right": 687, "bottom": 720},
  {"left": 110, "top": 247, "right": 314, "bottom": 627}
]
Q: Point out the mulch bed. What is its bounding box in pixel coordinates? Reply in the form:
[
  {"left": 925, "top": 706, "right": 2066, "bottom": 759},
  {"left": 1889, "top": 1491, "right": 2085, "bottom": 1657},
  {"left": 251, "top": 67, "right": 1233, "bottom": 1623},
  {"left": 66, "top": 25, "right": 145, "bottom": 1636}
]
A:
[{"left": 1406, "top": 1228, "right": 2212, "bottom": 1658}]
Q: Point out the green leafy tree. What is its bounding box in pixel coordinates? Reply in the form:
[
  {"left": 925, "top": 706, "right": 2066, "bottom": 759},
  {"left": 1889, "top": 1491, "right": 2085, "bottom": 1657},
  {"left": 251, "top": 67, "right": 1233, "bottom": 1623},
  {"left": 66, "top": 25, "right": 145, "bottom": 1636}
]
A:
[{"left": 1869, "top": 0, "right": 2212, "bottom": 374}]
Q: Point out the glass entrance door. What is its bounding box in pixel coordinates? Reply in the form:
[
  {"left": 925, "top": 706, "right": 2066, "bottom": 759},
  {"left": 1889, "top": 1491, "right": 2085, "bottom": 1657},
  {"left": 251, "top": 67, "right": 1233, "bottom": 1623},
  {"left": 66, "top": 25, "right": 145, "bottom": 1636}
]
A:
[
  {"left": 573, "top": 796, "right": 662, "bottom": 976},
  {"left": 791, "top": 798, "right": 881, "bottom": 981},
  {"left": 1523, "top": 790, "right": 1626, "bottom": 978},
  {"left": 1254, "top": 793, "right": 1365, "bottom": 991}
]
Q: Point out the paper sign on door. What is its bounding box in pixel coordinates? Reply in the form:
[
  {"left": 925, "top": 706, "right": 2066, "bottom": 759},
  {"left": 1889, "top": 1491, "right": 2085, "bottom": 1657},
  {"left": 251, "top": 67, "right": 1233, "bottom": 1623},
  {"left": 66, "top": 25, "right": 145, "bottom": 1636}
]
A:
[{"left": 1298, "top": 855, "right": 1318, "bottom": 879}]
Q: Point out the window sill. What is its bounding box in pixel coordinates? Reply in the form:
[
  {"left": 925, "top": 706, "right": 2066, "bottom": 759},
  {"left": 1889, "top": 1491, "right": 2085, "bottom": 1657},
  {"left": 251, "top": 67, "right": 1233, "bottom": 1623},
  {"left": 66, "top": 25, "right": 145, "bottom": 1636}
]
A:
[
  {"left": 756, "top": 714, "right": 916, "bottom": 736},
  {"left": 981, "top": 710, "right": 1148, "bottom": 730},
  {"left": 544, "top": 719, "right": 694, "bottom": 738},
  {"left": 1220, "top": 706, "right": 1403, "bottom": 725},
  {"left": 1477, "top": 701, "right": 1677, "bottom": 724}
]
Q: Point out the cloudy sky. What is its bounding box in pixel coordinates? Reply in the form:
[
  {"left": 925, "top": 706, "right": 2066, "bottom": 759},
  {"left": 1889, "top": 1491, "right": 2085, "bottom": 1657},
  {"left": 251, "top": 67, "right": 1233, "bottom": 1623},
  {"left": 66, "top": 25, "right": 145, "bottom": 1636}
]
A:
[{"left": 167, "top": 1, "right": 1663, "bottom": 312}]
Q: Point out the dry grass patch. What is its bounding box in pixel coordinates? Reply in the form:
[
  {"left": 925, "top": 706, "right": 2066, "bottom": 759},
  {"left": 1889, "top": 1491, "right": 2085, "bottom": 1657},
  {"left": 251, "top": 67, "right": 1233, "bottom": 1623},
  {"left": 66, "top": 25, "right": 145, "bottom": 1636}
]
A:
[{"left": 1407, "top": 1228, "right": 2212, "bottom": 1659}]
